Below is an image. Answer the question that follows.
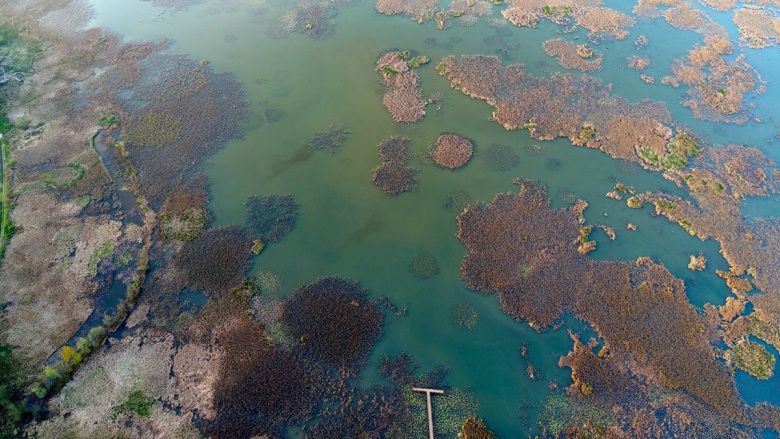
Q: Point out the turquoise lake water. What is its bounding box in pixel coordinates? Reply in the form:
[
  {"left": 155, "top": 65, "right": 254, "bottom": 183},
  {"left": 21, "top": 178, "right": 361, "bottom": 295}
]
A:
[{"left": 86, "top": 0, "right": 780, "bottom": 435}]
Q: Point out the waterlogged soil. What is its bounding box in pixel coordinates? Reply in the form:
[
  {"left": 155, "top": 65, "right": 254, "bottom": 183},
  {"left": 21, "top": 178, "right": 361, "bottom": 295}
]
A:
[{"left": 85, "top": 0, "right": 780, "bottom": 435}]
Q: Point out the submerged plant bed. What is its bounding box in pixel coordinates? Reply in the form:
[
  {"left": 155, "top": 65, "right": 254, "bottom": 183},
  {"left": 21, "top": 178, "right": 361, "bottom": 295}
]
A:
[
  {"left": 409, "top": 251, "right": 440, "bottom": 279},
  {"left": 307, "top": 124, "right": 350, "bottom": 155},
  {"left": 245, "top": 194, "right": 300, "bottom": 243},
  {"left": 371, "top": 136, "right": 417, "bottom": 195}
]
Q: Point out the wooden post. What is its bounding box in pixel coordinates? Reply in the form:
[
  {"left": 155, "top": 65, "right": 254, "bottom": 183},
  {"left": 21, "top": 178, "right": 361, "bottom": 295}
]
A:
[{"left": 412, "top": 387, "right": 444, "bottom": 439}]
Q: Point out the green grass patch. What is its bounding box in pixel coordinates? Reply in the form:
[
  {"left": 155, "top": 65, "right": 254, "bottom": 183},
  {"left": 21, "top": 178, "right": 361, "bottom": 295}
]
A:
[
  {"left": 381, "top": 65, "right": 399, "bottom": 75},
  {"left": 638, "top": 147, "right": 660, "bottom": 166},
  {"left": 661, "top": 153, "right": 688, "bottom": 171},
  {"left": 0, "top": 113, "right": 12, "bottom": 135},
  {"left": 88, "top": 241, "right": 114, "bottom": 277},
  {"left": 98, "top": 115, "right": 118, "bottom": 127},
  {"left": 409, "top": 55, "right": 430, "bottom": 68},
  {"left": 626, "top": 196, "right": 643, "bottom": 209},
  {"left": 655, "top": 199, "right": 676, "bottom": 212},
  {"left": 0, "top": 137, "right": 13, "bottom": 264},
  {"left": 0, "top": 26, "right": 43, "bottom": 75},
  {"left": 15, "top": 161, "right": 86, "bottom": 194},
  {"left": 667, "top": 132, "right": 700, "bottom": 158},
  {"left": 542, "top": 5, "right": 572, "bottom": 15},
  {"left": 113, "top": 390, "right": 155, "bottom": 417},
  {"left": 733, "top": 341, "right": 775, "bottom": 380}
]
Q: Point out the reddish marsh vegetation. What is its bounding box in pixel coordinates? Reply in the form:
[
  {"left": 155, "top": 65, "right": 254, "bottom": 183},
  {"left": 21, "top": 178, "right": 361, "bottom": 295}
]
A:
[
  {"left": 371, "top": 136, "right": 417, "bottom": 195},
  {"left": 430, "top": 133, "right": 474, "bottom": 169},
  {"left": 456, "top": 179, "right": 773, "bottom": 431},
  {"left": 376, "top": 51, "right": 426, "bottom": 123}
]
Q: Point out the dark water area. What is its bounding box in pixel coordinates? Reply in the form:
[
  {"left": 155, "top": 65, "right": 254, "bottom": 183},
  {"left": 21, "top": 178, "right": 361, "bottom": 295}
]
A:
[
  {"left": 45, "top": 129, "right": 144, "bottom": 364},
  {"left": 46, "top": 275, "right": 127, "bottom": 365},
  {"left": 85, "top": 0, "right": 780, "bottom": 435}
]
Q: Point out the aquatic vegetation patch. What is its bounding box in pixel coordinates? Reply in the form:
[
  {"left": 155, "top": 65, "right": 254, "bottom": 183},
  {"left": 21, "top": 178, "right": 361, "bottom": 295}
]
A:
[
  {"left": 543, "top": 38, "right": 602, "bottom": 72},
  {"left": 553, "top": 333, "right": 758, "bottom": 436},
  {"left": 206, "top": 318, "right": 326, "bottom": 437},
  {"left": 252, "top": 270, "right": 282, "bottom": 294},
  {"left": 574, "top": 6, "right": 635, "bottom": 40},
  {"left": 447, "top": 0, "right": 493, "bottom": 27},
  {"left": 461, "top": 416, "right": 496, "bottom": 438},
  {"left": 245, "top": 194, "right": 300, "bottom": 243},
  {"left": 302, "top": 386, "right": 407, "bottom": 438},
  {"left": 707, "top": 145, "right": 777, "bottom": 197},
  {"left": 501, "top": 0, "right": 633, "bottom": 40},
  {"left": 430, "top": 133, "right": 474, "bottom": 169},
  {"left": 281, "top": 277, "right": 383, "bottom": 368},
  {"left": 378, "top": 135, "right": 412, "bottom": 163},
  {"left": 175, "top": 225, "right": 251, "bottom": 294},
  {"left": 501, "top": 0, "right": 582, "bottom": 28},
  {"left": 379, "top": 352, "right": 418, "bottom": 385},
  {"left": 438, "top": 55, "right": 681, "bottom": 170},
  {"left": 306, "top": 124, "right": 350, "bottom": 155},
  {"left": 274, "top": 1, "right": 337, "bottom": 39},
  {"left": 457, "top": 179, "right": 583, "bottom": 327},
  {"left": 109, "top": 52, "right": 247, "bottom": 208},
  {"left": 733, "top": 7, "right": 780, "bottom": 49},
  {"left": 662, "top": 3, "right": 707, "bottom": 30},
  {"left": 371, "top": 136, "right": 417, "bottom": 196},
  {"left": 404, "top": 386, "right": 480, "bottom": 438},
  {"left": 688, "top": 254, "right": 706, "bottom": 271},
  {"left": 545, "top": 157, "right": 563, "bottom": 171},
  {"left": 375, "top": 0, "right": 437, "bottom": 23},
  {"left": 538, "top": 393, "right": 614, "bottom": 436},
  {"left": 376, "top": 51, "right": 426, "bottom": 123},
  {"left": 729, "top": 340, "right": 775, "bottom": 379},
  {"left": 410, "top": 54, "right": 430, "bottom": 68},
  {"left": 669, "top": 34, "right": 764, "bottom": 124},
  {"left": 265, "top": 107, "right": 288, "bottom": 123},
  {"left": 160, "top": 187, "right": 208, "bottom": 241},
  {"left": 409, "top": 251, "right": 440, "bottom": 279},
  {"left": 484, "top": 143, "right": 520, "bottom": 171},
  {"left": 457, "top": 179, "right": 747, "bottom": 422},
  {"left": 450, "top": 301, "right": 479, "bottom": 329},
  {"left": 122, "top": 111, "right": 181, "bottom": 147},
  {"left": 627, "top": 55, "right": 650, "bottom": 70},
  {"left": 642, "top": 157, "right": 780, "bottom": 313},
  {"left": 371, "top": 162, "right": 418, "bottom": 195}
]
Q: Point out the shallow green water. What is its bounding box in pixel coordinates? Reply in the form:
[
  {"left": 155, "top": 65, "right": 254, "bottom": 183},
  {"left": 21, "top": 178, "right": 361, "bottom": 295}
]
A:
[{"left": 88, "top": 0, "right": 779, "bottom": 435}]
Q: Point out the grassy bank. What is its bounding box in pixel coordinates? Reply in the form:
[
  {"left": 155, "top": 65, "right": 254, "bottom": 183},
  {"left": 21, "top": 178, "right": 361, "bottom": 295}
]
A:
[{"left": 0, "top": 122, "right": 12, "bottom": 263}]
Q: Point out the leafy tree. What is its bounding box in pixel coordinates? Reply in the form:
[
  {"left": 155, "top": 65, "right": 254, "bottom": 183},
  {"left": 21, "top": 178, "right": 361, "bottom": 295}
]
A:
[{"left": 0, "top": 344, "right": 29, "bottom": 438}]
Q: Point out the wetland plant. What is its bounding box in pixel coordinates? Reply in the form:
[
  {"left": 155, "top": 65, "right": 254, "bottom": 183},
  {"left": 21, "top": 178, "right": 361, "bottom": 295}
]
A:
[
  {"left": 281, "top": 277, "right": 383, "bottom": 368},
  {"left": 245, "top": 194, "right": 300, "bottom": 243},
  {"left": 307, "top": 124, "right": 350, "bottom": 155},
  {"left": 484, "top": 143, "right": 520, "bottom": 172},
  {"left": 408, "top": 251, "right": 440, "bottom": 279},
  {"left": 176, "top": 225, "right": 251, "bottom": 294}
]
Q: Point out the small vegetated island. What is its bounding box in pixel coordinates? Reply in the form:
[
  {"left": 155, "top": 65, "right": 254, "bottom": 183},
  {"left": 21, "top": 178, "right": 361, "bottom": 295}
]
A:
[{"left": 2, "top": 0, "right": 780, "bottom": 437}]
